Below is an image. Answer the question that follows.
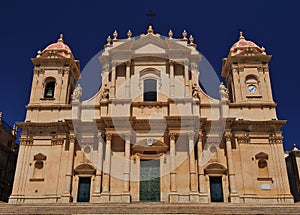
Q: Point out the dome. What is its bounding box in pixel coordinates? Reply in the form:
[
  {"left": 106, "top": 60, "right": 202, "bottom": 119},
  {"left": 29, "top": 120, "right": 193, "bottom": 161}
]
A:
[
  {"left": 42, "top": 34, "right": 72, "bottom": 58},
  {"left": 230, "top": 32, "right": 260, "bottom": 56}
]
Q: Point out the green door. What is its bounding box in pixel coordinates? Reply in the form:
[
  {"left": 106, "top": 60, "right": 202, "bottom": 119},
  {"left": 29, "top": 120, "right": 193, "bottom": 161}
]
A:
[{"left": 140, "top": 159, "right": 160, "bottom": 202}]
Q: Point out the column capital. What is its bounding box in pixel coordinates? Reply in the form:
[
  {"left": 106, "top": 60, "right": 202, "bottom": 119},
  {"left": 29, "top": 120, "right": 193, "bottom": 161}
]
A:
[
  {"left": 169, "top": 60, "right": 175, "bottom": 65},
  {"left": 224, "top": 130, "right": 232, "bottom": 142},
  {"left": 106, "top": 133, "right": 112, "bottom": 141},
  {"left": 111, "top": 61, "right": 118, "bottom": 67},
  {"left": 169, "top": 132, "right": 176, "bottom": 141},
  {"left": 187, "top": 132, "right": 194, "bottom": 140},
  {"left": 126, "top": 60, "right": 131, "bottom": 66},
  {"left": 69, "top": 134, "right": 76, "bottom": 143},
  {"left": 183, "top": 60, "right": 189, "bottom": 66},
  {"left": 198, "top": 129, "right": 203, "bottom": 137},
  {"left": 123, "top": 133, "right": 131, "bottom": 141}
]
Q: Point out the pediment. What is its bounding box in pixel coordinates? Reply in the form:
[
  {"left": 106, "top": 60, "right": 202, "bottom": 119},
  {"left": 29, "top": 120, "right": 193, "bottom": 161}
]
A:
[
  {"left": 255, "top": 152, "right": 268, "bottom": 160},
  {"left": 135, "top": 43, "right": 166, "bottom": 54},
  {"left": 204, "top": 163, "right": 227, "bottom": 175},
  {"left": 34, "top": 153, "right": 47, "bottom": 161},
  {"left": 235, "top": 47, "right": 264, "bottom": 57},
  {"left": 40, "top": 50, "right": 68, "bottom": 59},
  {"left": 74, "top": 163, "right": 96, "bottom": 175},
  {"left": 133, "top": 138, "right": 168, "bottom": 153}
]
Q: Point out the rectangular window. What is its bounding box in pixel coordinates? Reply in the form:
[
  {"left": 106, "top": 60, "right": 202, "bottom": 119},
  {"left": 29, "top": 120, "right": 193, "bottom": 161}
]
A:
[{"left": 144, "top": 79, "right": 157, "bottom": 102}]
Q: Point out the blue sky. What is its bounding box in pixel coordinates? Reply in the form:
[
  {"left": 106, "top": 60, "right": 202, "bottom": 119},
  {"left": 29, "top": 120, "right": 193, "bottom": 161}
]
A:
[{"left": 0, "top": 0, "right": 298, "bottom": 150}]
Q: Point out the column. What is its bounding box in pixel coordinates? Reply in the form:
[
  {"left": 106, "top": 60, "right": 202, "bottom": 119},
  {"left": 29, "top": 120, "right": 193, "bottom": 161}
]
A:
[
  {"left": 9, "top": 138, "right": 28, "bottom": 203},
  {"left": 19, "top": 142, "right": 31, "bottom": 197},
  {"left": 170, "top": 133, "right": 176, "bottom": 192},
  {"left": 169, "top": 61, "right": 175, "bottom": 97},
  {"left": 102, "top": 133, "right": 112, "bottom": 193},
  {"left": 197, "top": 130, "right": 208, "bottom": 202},
  {"left": 93, "top": 133, "right": 104, "bottom": 197},
  {"left": 125, "top": 61, "right": 131, "bottom": 98},
  {"left": 188, "top": 132, "right": 197, "bottom": 192},
  {"left": 225, "top": 131, "right": 239, "bottom": 203},
  {"left": 62, "top": 135, "right": 75, "bottom": 202},
  {"left": 184, "top": 61, "right": 189, "bottom": 97},
  {"left": 123, "top": 134, "right": 131, "bottom": 192},
  {"left": 110, "top": 62, "right": 116, "bottom": 99},
  {"left": 122, "top": 134, "right": 131, "bottom": 202}
]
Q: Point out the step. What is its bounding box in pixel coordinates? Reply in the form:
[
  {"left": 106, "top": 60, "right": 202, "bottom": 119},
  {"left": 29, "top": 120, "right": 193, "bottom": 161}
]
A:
[{"left": 0, "top": 203, "right": 300, "bottom": 214}]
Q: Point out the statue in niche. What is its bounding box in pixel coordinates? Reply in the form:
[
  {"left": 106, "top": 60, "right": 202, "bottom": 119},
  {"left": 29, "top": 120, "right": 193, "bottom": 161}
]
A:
[
  {"left": 72, "top": 84, "right": 82, "bottom": 101},
  {"left": 192, "top": 83, "right": 201, "bottom": 100},
  {"left": 219, "top": 82, "right": 229, "bottom": 101},
  {"left": 101, "top": 84, "right": 109, "bottom": 100}
]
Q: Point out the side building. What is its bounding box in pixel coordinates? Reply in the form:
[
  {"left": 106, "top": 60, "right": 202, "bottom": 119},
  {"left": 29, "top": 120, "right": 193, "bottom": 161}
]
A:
[
  {"left": 0, "top": 112, "right": 19, "bottom": 202},
  {"left": 285, "top": 144, "right": 300, "bottom": 202}
]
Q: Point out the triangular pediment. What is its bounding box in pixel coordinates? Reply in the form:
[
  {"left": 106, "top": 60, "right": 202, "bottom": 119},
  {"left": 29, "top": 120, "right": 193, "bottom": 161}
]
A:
[{"left": 135, "top": 43, "right": 166, "bottom": 54}]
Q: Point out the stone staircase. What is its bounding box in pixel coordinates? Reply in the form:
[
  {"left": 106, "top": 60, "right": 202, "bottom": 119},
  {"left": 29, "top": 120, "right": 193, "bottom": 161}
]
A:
[{"left": 0, "top": 202, "right": 300, "bottom": 215}]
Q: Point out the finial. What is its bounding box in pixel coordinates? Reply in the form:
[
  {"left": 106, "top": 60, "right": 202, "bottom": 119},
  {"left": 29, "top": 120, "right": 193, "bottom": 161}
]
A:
[
  {"left": 58, "top": 33, "right": 64, "bottom": 42},
  {"left": 36, "top": 50, "right": 42, "bottom": 58},
  {"left": 182, "top": 30, "right": 188, "bottom": 41},
  {"left": 239, "top": 31, "right": 245, "bottom": 40},
  {"left": 104, "top": 36, "right": 112, "bottom": 48},
  {"left": 293, "top": 144, "right": 298, "bottom": 151},
  {"left": 168, "top": 29, "right": 173, "bottom": 39},
  {"left": 113, "top": 30, "right": 118, "bottom": 41},
  {"left": 147, "top": 25, "right": 154, "bottom": 34},
  {"left": 127, "top": 30, "right": 132, "bottom": 39},
  {"left": 189, "top": 35, "right": 197, "bottom": 47}
]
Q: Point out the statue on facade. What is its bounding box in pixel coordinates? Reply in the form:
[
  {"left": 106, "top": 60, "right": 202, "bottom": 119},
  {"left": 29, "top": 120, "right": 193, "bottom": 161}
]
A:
[
  {"left": 192, "top": 83, "right": 201, "bottom": 100},
  {"left": 72, "top": 84, "right": 82, "bottom": 101},
  {"left": 101, "top": 84, "right": 109, "bottom": 100},
  {"left": 219, "top": 82, "right": 229, "bottom": 101}
]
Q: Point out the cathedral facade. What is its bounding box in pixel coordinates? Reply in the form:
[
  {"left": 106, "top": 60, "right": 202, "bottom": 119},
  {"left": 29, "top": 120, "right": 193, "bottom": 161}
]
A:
[{"left": 9, "top": 26, "right": 293, "bottom": 204}]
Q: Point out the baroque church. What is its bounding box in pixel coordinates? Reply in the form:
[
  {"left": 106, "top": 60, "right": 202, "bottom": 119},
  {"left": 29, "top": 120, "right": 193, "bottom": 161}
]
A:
[{"left": 9, "top": 26, "right": 293, "bottom": 204}]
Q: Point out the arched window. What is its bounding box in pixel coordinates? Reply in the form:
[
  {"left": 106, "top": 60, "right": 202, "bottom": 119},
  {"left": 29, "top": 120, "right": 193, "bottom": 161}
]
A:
[
  {"left": 144, "top": 79, "right": 157, "bottom": 102},
  {"left": 44, "top": 79, "right": 56, "bottom": 98}
]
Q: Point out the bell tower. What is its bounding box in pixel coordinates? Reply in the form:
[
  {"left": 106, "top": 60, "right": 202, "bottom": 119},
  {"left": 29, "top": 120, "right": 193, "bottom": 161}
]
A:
[
  {"left": 26, "top": 34, "right": 80, "bottom": 122},
  {"left": 222, "top": 32, "right": 273, "bottom": 104}
]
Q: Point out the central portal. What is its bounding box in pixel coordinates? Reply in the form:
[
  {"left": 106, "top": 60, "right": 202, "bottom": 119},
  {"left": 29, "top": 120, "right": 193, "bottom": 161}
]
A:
[{"left": 140, "top": 159, "right": 160, "bottom": 202}]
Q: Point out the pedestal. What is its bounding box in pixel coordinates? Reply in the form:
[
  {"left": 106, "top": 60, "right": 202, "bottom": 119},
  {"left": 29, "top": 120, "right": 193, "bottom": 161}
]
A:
[{"left": 169, "top": 192, "right": 179, "bottom": 203}]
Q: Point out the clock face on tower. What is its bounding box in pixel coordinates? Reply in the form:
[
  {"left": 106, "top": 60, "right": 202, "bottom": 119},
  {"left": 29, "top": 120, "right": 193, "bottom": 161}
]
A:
[{"left": 248, "top": 85, "right": 257, "bottom": 93}]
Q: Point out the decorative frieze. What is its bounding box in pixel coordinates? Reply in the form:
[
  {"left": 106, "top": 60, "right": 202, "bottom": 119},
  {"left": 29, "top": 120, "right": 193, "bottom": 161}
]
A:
[
  {"left": 51, "top": 136, "right": 64, "bottom": 145},
  {"left": 269, "top": 133, "right": 283, "bottom": 144},
  {"left": 237, "top": 133, "right": 250, "bottom": 144},
  {"left": 20, "top": 136, "right": 33, "bottom": 145}
]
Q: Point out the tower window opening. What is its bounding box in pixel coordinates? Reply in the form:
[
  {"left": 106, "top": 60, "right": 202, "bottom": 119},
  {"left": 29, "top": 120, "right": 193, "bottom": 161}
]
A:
[{"left": 44, "top": 81, "right": 55, "bottom": 98}]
